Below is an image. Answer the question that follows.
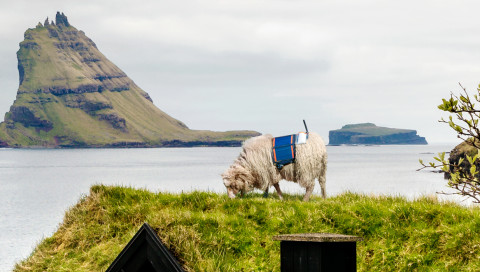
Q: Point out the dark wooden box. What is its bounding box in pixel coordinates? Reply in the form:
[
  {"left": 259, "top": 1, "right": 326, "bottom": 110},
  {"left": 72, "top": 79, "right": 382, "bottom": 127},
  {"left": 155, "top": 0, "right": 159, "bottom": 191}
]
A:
[{"left": 273, "top": 233, "right": 363, "bottom": 272}]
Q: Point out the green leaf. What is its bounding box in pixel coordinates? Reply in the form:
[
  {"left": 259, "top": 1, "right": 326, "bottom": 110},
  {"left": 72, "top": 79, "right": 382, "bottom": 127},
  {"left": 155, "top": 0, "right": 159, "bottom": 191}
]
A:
[
  {"left": 455, "top": 125, "right": 463, "bottom": 133},
  {"left": 439, "top": 152, "right": 445, "bottom": 161},
  {"left": 471, "top": 165, "right": 477, "bottom": 176},
  {"left": 467, "top": 155, "right": 474, "bottom": 165}
]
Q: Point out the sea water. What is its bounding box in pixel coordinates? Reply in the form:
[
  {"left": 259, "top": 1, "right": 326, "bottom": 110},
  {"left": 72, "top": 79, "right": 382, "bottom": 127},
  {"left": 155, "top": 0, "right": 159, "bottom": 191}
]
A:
[{"left": 0, "top": 144, "right": 459, "bottom": 271}]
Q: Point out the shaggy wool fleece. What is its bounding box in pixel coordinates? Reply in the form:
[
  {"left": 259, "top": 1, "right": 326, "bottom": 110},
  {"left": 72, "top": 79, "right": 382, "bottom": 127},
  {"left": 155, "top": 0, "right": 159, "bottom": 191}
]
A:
[{"left": 222, "top": 132, "right": 327, "bottom": 201}]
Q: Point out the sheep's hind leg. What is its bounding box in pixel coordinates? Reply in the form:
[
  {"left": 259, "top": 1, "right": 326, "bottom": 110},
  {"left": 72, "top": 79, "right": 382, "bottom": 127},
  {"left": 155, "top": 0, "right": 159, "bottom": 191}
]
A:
[
  {"left": 263, "top": 187, "right": 269, "bottom": 198},
  {"left": 303, "top": 186, "right": 314, "bottom": 202},
  {"left": 319, "top": 160, "right": 327, "bottom": 199},
  {"left": 273, "top": 183, "right": 284, "bottom": 200}
]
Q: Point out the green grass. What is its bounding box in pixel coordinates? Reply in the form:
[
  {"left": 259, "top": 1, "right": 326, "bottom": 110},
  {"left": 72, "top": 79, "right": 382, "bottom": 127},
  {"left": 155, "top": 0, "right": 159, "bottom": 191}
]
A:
[{"left": 13, "top": 185, "right": 480, "bottom": 271}]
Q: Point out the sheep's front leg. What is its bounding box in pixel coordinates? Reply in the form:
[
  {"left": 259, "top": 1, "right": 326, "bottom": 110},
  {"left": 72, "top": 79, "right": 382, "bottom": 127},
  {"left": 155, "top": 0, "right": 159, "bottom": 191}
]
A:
[
  {"left": 303, "top": 186, "right": 314, "bottom": 202},
  {"left": 263, "top": 186, "right": 269, "bottom": 198},
  {"left": 273, "top": 183, "right": 284, "bottom": 200}
]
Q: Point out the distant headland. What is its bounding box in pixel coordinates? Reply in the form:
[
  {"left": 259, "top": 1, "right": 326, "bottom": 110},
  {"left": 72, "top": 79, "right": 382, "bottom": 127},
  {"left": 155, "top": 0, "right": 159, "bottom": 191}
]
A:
[
  {"left": 329, "top": 123, "right": 428, "bottom": 145},
  {"left": 0, "top": 12, "right": 259, "bottom": 148}
]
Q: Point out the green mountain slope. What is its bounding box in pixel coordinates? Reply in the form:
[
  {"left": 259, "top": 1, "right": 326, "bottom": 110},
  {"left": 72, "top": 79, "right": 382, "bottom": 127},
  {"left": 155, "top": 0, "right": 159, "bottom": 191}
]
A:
[{"left": 0, "top": 12, "right": 259, "bottom": 147}]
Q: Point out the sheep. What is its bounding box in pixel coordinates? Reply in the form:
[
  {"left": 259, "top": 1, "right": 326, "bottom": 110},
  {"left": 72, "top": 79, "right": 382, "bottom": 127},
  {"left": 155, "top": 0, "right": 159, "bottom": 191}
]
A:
[{"left": 221, "top": 132, "right": 327, "bottom": 201}]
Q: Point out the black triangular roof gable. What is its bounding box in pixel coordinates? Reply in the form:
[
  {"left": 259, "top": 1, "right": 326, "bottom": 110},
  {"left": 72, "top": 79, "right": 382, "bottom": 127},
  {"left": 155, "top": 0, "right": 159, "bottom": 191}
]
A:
[{"left": 106, "top": 222, "right": 185, "bottom": 272}]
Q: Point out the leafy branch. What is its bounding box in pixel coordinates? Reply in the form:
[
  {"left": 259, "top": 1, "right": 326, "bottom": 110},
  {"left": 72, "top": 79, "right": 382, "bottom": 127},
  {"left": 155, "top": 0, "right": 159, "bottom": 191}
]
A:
[
  {"left": 421, "top": 83, "right": 480, "bottom": 203},
  {"left": 438, "top": 83, "right": 480, "bottom": 149},
  {"left": 419, "top": 150, "right": 480, "bottom": 203}
]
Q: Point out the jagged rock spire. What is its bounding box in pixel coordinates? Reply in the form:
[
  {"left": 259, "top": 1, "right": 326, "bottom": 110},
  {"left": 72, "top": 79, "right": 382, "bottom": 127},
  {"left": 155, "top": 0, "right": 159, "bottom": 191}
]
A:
[
  {"left": 55, "top": 12, "right": 70, "bottom": 27},
  {"left": 44, "top": 17, "right": 50, "bottom": 26}
]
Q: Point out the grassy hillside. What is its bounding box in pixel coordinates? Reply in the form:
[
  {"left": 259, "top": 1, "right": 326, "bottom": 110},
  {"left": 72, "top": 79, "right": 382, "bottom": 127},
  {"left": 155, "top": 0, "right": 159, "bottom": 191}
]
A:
[{"left": 13, "top": 185, "right": 480, "bottom": 271}]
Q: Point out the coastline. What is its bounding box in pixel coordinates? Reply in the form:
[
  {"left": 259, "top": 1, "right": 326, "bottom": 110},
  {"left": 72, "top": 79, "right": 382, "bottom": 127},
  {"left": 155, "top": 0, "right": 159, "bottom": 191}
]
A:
[{"left": 0, "top": 140, "right": 247, "bottom": 149}]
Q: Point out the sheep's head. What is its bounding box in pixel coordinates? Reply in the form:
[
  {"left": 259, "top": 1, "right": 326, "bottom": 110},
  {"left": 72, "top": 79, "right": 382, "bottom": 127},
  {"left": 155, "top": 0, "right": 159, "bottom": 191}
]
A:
[{"left": 221, "top": 164, "right": 250, "bottom": 199}]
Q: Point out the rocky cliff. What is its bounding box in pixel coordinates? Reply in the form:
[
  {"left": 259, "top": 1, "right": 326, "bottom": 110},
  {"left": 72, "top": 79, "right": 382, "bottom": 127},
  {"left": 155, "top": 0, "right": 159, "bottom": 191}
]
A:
[
  {"left": 329, "top": 123, "right": 427, "bottom": 145},
  {"left": 0, "top": 12, "right": 259, "bottom": 147},
  {"left": 445, "top": 140, "right": 479, "bottom": 179}
]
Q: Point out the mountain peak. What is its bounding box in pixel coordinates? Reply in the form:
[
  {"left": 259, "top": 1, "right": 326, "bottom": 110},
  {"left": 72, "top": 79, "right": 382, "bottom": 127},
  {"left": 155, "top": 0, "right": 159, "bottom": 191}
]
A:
[
  {"left": 55, "top": 12, "right": 70, "bottom": 27},
  {"left": 0, "top": 14, "right": 259, "bottom": 147}
]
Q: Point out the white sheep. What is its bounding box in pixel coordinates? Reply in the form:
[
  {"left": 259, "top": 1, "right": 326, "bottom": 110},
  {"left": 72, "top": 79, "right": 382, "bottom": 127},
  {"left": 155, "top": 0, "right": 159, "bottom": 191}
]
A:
[{"left": 222, "top": 132, "right": 327, "bottom": 201}]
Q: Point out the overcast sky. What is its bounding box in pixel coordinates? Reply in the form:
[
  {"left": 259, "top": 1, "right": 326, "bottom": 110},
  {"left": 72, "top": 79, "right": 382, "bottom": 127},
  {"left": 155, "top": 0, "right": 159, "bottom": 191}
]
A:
[{"left": 2, "top": 0, "right": 480, "bottom": 143}]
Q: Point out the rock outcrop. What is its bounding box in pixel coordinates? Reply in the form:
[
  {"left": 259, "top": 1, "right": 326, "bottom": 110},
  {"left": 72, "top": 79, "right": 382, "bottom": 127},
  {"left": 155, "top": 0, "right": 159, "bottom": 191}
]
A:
[
  {"left": 445, "top": 140, "right": 480, "bottom": 179},
  {"left": 329, "top": 123, "right": 427, "bottom": 145},
  {"left": 0, "top": 12, "right": 259, "bottom": 148}
]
